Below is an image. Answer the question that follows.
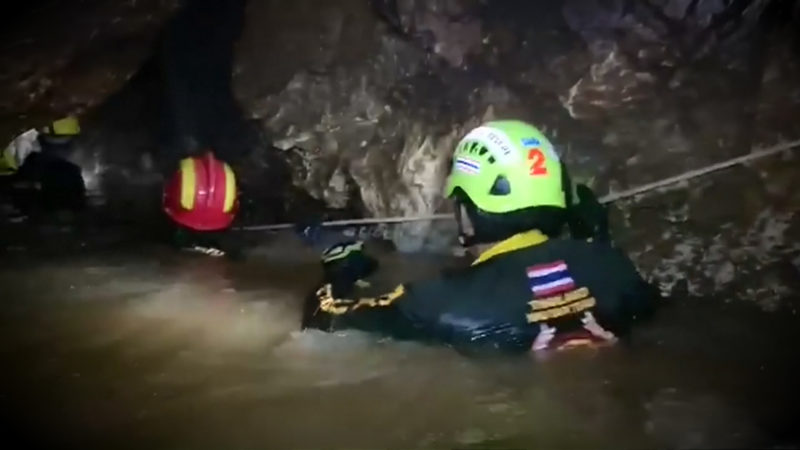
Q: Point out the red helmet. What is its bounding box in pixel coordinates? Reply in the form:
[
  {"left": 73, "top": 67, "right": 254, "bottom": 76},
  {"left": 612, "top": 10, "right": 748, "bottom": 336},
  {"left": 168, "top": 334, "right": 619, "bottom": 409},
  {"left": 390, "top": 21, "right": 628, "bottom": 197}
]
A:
[{"left": 163, "top": 151, "right": 238, "bottom": 231}]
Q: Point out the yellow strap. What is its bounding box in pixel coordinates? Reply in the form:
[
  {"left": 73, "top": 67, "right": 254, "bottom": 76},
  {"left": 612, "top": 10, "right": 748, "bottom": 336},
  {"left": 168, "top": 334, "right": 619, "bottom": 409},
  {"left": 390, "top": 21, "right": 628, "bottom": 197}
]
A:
[
  {"left": 317, "top": 284, "right": 406, "bottom": 315},
  {"left": 179, "top": 158, "right": 196, "bottom": 210},
  {"left": 223, "top": 163, "right": 236, "bottom": 213},
  {"left": 472, "top": 230, "right": 549, "bottom": 266}
]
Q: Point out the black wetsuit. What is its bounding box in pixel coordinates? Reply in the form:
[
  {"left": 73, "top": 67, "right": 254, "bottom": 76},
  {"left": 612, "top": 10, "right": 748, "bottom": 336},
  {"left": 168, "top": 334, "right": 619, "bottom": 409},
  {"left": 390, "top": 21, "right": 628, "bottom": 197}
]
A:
[
  {"left": 11, "top": 151, "right": 86, "bottom": 215},
  {"left": 303, "top": 231, "right": 658, "bottom": 353}
]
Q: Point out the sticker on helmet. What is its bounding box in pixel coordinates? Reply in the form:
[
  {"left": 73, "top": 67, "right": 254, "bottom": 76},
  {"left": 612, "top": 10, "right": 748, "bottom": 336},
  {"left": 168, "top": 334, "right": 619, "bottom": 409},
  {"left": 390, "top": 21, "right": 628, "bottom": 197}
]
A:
[
  {"left": 455, "top": 157, "right": 481, "bottom": 175},
  {"left": 527, "top": 149, "right": 548, "bottom": 176},
  {"left": 521, "top": 137, "right": 541, "bottom": 147},
  {"left": 462, "top": 127, "right": 520, "bottom": 165}
]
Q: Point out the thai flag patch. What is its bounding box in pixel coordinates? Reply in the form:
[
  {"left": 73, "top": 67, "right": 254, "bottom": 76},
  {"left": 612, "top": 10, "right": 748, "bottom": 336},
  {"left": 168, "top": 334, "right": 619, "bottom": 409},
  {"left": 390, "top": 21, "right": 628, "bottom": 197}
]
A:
[
  {"left": 455, "top": 157, "right": 481, "bottom": 175},
  {"left": 527, "top": 261, "right": 575, "bottom": 297}
]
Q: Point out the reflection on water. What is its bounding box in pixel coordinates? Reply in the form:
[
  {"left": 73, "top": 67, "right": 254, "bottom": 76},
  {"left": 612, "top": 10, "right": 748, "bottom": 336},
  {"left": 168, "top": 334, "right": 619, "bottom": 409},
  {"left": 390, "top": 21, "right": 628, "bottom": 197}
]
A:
[{"left": 0, "top": 238, "right": 798, "bottom": 450}]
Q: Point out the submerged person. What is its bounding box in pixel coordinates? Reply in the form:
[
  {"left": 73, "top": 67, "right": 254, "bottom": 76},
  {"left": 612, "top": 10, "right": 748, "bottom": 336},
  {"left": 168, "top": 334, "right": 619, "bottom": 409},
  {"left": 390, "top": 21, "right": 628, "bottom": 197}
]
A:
[
  {"left": 1, "top": 116, "right": 86, "bottom": 220},
  {"left": 38, "top": 115, "right": 82, "bottom": 149},
  {"left": 162, "top": 150, "right": 242, "bottom": 258},
  {"left": 302, "top": 120, "right": 658, "bottom": 353}
]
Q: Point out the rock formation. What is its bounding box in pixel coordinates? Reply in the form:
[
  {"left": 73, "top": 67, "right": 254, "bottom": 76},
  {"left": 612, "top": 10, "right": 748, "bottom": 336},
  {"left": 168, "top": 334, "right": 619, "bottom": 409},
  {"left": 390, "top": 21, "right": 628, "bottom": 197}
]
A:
[
  {"left": 232, "top": 0, "right": 800, "bottom": 304},
  {"left": 0, "top": 0, "right": 180, "bottom": 144},
  {"left": 1, "top": 0, "right": 798, "bottom": 306}
]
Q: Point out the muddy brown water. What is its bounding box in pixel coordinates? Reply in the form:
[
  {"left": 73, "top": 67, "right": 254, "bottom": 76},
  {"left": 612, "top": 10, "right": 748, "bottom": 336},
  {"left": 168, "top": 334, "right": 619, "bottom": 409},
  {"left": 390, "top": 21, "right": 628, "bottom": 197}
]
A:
[{"left": 1, "top": 231, "right": 799, "bottom": 449}]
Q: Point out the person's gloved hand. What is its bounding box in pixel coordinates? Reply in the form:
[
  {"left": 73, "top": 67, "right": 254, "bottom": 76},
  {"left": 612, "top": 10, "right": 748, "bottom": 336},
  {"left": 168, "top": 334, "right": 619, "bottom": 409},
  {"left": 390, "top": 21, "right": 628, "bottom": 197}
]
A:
[
  {"left": 320, "top": 240, "right": 379, "bottom": 296},
  {"left": 295, "top": 220, "right": 322, "bottom": 246},
  {"left": 302, "top": 241, "right": 379, "bottom": 331},
  {"left": 568, "top": 184, "right": 610, "bottom": 242}
]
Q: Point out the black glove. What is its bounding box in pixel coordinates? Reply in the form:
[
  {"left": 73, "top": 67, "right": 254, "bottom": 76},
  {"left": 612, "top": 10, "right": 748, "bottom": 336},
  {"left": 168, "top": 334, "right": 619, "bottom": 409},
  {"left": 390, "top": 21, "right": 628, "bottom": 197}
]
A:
[
  {"left": 294, "top": 219, "right": 322, "bottom": 246},
  {"left": 301, "top": 240, "right": 379, "bottom": 331},
  {"left": 568, "top": 184, "right": 610, "bottom": 242},
  {"left": 320, "top": 240, "right": 379, "bottom": 296}
]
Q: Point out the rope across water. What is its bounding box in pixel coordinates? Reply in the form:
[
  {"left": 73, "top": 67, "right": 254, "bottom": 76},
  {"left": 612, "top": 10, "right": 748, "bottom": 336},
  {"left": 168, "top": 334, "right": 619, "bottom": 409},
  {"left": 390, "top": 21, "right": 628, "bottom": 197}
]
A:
[{"left": 237, "top": 139, "right": 800, "bottom": 232}]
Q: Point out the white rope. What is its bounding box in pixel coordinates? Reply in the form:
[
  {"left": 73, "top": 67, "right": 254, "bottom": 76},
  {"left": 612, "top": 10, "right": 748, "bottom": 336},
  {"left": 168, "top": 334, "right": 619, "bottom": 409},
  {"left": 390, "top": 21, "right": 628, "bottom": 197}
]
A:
[
  {"left": 238, "top": 139, "right": 800, "bottom": 232},
  {"left": 597, "top": 138, "right": 800, "bottom": 203}
]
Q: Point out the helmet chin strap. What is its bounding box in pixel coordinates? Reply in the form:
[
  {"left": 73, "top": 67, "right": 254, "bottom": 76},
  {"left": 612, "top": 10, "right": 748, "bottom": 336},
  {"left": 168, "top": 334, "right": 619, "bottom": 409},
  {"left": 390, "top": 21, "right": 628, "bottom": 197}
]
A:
[
  {"left": 454, "top": 200, "right": 478, "bottom": 248},
  {"left": 457, "top": 233, "right": 474, "bottom": 248}
]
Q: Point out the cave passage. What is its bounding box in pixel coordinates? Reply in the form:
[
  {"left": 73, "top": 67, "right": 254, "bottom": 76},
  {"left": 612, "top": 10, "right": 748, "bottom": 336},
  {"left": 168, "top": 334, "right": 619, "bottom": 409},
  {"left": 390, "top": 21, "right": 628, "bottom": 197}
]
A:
[
  {"left": 1, "top": 1, "right": 799, "bottom": 449},
  {"left": 158, "top": 0, "right": 253, "bottom": 164}
]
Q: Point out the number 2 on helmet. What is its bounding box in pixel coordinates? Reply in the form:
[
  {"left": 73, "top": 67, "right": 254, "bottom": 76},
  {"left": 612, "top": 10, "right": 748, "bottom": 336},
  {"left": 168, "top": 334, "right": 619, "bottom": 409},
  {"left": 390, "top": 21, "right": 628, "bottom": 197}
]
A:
[{"left": 528, "top": 149, "right": 548, "bottom": 176}]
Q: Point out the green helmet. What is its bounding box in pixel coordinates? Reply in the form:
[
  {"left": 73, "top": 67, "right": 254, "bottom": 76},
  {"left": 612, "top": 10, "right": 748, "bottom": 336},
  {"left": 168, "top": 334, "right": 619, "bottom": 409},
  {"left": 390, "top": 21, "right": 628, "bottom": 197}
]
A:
[
  {"left": 444, "top": 120, "right": 566, "bottom": 213},
  {"left": 42, "top": 116, "right": 81, "bottom": 137}
]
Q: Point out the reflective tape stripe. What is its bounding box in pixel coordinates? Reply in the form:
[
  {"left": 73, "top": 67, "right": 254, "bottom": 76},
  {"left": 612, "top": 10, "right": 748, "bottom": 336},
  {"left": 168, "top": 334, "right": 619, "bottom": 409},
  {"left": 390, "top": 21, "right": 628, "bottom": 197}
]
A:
[
  {"left": 223, "top": 163, "right": 236, "bottom": 213},
  {"left": 179, "top": 158, "right": 196, "bottom": 210},
  {"left": 321, "top": 241, "right": 364, "bottom": 263},
  {"left": 526, "top": 297, "right": 596, "bottom": 323},
  {"left": 317, "top": 284, "right": 405, "bottom": 315}
]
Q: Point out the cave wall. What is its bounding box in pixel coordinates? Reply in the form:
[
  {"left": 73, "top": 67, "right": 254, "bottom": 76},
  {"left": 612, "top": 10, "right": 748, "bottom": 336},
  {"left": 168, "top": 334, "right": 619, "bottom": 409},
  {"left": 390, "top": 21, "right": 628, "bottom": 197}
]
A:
[
  {"left": 1, "top": 0, "right": 797, "bottom": 306},
  {"left": 233, "top": 0, "right": 800, "bottom": 305},
  {"left": 51, "top": 0, "right": 294, "bottom": 226},
  {"left": 0, "top": 0, "right": 180, "bottom": 145}
]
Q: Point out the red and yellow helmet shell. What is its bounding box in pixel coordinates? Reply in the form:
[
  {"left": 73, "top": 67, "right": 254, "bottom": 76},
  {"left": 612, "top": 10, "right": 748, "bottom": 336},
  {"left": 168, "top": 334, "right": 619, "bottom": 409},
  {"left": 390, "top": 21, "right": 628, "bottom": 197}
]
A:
[{"left": 163, "top": 151, "right": 238, "bottom": 231}]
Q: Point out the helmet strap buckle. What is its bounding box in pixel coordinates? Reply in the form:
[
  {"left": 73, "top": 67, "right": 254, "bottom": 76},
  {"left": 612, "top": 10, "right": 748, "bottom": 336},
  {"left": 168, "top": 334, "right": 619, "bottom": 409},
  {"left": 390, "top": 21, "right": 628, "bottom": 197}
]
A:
[{"left": 454, "top": 200, "right": 476, "bottom": 248}]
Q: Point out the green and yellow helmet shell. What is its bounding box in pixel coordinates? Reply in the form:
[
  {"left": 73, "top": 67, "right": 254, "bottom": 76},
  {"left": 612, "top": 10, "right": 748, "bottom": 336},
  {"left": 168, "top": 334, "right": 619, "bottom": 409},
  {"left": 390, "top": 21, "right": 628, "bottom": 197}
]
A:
[
  {"left": 42, "top": 116, "right": 81, "bottom": 137},
  {"left": 444, "top": 120, "right": 565, "bottom": 213}
]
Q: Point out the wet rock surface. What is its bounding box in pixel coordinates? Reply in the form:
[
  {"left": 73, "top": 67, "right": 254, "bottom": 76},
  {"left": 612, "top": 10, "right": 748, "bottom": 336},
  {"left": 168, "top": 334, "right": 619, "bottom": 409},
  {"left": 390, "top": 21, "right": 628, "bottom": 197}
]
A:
[
  {"left": 233, "top": 0, "right": 490, "bottom": 250},
  {"left": 29, "top": 0, "right": 299, "bottom": 227},
  {"left": 0, "top": 0, "right": 180, "bottom": 144}
]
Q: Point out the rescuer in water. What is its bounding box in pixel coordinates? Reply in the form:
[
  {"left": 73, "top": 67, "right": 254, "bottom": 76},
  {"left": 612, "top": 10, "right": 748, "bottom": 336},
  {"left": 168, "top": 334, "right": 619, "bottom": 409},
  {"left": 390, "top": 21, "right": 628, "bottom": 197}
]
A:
[
  {"left": 302, "top": 120, "right": 658, "bottom": 353},
  {"left": 162, "top": 150, "right": 242, "bottom": 258},
  {"left": 1, "top": 116, "right": 86, "bottom": 221}
]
